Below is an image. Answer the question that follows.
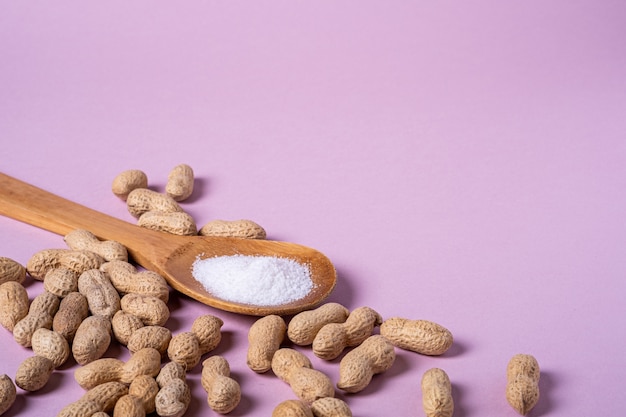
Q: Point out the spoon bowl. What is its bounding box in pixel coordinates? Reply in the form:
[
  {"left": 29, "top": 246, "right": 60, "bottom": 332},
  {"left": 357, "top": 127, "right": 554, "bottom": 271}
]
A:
[{"left": 0, "top": 173, "right": 337, "bottom": 316}]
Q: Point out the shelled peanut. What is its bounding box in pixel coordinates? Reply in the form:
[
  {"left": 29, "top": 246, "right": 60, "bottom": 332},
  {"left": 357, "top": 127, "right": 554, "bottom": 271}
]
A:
[
  {"left": 0, "top": 374, "right": 16, "bottom": 416},
  {"left": 0, "top": 257, "right": 26, "bottom": 284},
  {"left": 380, "top": 317, "right": 453, "bottom": 356},
  {"left": 167, "top": 314, "right": 223, "bottom": 369},
  {"left": 421, "top": 368, "right": 454, "bottom": 417},
  {"left": 312, "top": 306, "right": 381, "bottom": 360},
  {"left": 0, "top": 281, "right": 29, "bottom": 332},
  {"left": 166, "top": 164, "right": 195, "bottom": 202},
  {"left": 247, "top": 315, "right": 287, "bottom": 373},
  {"left": 201, "top": 356, "right": 241, "bottom": 414},
  {"left": 155, "top": 362, "right": 191, "bottom": 417},
  {"left": 111, "top": 169, "right": 148, "bottom": 201},
  {"left": 506, "top": 354, "right": 540, "bottom": 415},
  {"left": 287, "top": 302, "right": 350, "bottom": 346},
  {"left": 336, "top": 335, "right": 396, "bottom": 393},
  {"left": 271, "top": 348, "right": 335, "bottom": 403}
]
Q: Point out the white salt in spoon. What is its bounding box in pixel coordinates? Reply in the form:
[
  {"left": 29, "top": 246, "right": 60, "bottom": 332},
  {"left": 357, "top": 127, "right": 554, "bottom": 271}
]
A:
[{"left": 0, "top": 173, "right": 337, "bottom": 316}]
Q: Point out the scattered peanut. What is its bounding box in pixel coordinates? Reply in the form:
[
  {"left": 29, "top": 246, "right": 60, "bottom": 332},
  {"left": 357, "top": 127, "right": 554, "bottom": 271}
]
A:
[
  {"left": 120, "top": 293, "right": 170, "bottom": 326},
  {"left": 129, "top": 375, "right": 160, "bottom": 414},
  {"left": 15, "top": 355, "right": 55, "bottom": 391},
  {"left": 0, "top": 374, "right": 16, "bottom": 416},
  {"left": 199, "top": 219, "right": 267, "bottom": 239},
  {"left": 380, "top": 317, "right": 453, "bottom": 356},
  {"left": 312, "top": 306, "right": 381, "bottom": 360},
  {"left": 166, "top": 164, "right": 194, "bottom": 202},
  {"left": 72, "top": 315, "right": 112, "bottom": 365},
  {"left": 506, "top": 354, "right": 540, "bottom": 415},
  {"left": 421, "top": 368, "right": 454, "bottom": 417},
  {"left": 31, "top": 327, "right": 70, "bottom": 368},
  {"left": 201, "top": 356, "right": 241, "bottom": 414},
  {"left": 138, "top": 211, "right": 198, "bottom": 236},
  {"left": 43, "top": 267, "right": 79, "bottom": 298},
  {"left": 247, "top": 314, "right": 287, "bottom": 373},
  {"left": 112, "top": 169, "right": 149, "bottom": 201},
  {"left": 26, "top": 249, "right": 105, "bottom": 281},
  {"left": 53, "top": 292, "right": 90, "bottom": 342},
  {"left": 337, "top": 335, "right": 396, "bottom": 393},
  {"left": 272, "top": 400, "right": 314, "bottom": 417},
  {"left": 0, "top": 257, "right": 26, "bottom": 284},
  {"left": 190, "top": 314, "right": 224, "bottom": 353},
  {"left": 77, "top": 269, "right": 121, "bottom": 319},
  {"left": 126, "top": 188, "right": 183, "bottom": 218},
  {"left": 13, "top": 290, "right": 60, "bottom": 347},
  {"left": 288, "top": 302, "right": 350, "bottom": 346},
  {"left": 167, "top": 331, "right": 201, "bottom": 370},
  {"left": 311, "top": 397, "right": 352, "bottom": 417},
  {"left": 64, "top": 229, "right": 128, "bottom": 262},
  {"left": 156, "top": 362, "right": 186, "bottom": 389},
  {"left": 101, "top": 260, "right": 170, "bottom": 302},
  {"left": 271, "top": 348, "right": 335, "bottom": 403},
  {"left": 127, "top": 325, "right": 172, "bottom": 356},
  {"left": 57, "top": 381, "right": 129, "bottom": 417},
  {"left": 74, "top": 347, "right": 161, "bottom": 390},
  {"left": 111, "top": 309, "right": 145, "bottom": 346},
  {"left": 155, "top": 378, "right": 191, "bottom": 417},
  {"left": 113, "top": 394, "right": 144, "bottom": 417},
  {"left": 0, "top": 281, "right": 29, "bottom": 332}
]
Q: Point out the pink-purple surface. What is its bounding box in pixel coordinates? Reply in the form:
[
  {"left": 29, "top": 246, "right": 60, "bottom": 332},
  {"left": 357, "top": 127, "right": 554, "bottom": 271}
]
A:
[{"left": 1, "top": 2, "right": 625, "bottom": 416}]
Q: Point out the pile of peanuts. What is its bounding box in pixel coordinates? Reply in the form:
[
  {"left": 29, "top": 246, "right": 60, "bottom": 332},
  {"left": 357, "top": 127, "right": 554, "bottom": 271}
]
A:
[{"left": 0, "top": 165, "right": 540, "bottom": 417}]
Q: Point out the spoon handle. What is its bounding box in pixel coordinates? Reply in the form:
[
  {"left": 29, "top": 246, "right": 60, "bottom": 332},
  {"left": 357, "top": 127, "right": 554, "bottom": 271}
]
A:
[{"left": 0, "top": 172, "right": 167, "bottom": 252}]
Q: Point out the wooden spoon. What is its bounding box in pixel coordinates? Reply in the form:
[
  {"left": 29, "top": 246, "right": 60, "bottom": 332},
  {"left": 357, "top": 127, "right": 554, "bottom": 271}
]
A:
[{"left": 0, "top": 173, "right": 337, "bottom": 316}]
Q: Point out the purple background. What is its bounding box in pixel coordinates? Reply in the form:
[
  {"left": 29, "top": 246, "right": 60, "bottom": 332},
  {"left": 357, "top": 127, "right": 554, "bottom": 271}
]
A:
[{"left": 1, "top": 2, "right": 625, "bottom": 416}]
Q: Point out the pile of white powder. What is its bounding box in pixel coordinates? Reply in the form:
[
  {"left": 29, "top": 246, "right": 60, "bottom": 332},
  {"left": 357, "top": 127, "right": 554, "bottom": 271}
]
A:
[{"left": 191, "top": 254, "right": 314, "bottom": 306}]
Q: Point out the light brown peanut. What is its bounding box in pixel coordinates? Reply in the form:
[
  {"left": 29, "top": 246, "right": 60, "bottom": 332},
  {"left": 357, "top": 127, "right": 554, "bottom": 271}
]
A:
[
  {"left": 0, "top": 257, "right": 26, "bottom": 284},
  {"left": 43, "top": 267, "right": 78, "bottom": 298},
  {"left": 53, "top": 292, "right": 89, "bottom": 342},
  {"left": 127, "top": 325, "right": 172, "bottom": 356},
  {"left": 167, "top": 331, "right": 201, "bottom": 370},
  {"left": 112, "top": 169, "right": 149, "bottom": 201},
  {"left": 74, "top": 348, "right": 161, "bottom": 390},
  {"left": 0, "top": 281, "right": 29, "bottom": 332},
  {"left": 199, "top": 219, "right": 267, "bottom": 239},
  {"left": 72, "top": 315, "right": 112, "bottom": 365},
  {"left": 271, "top": 348, "right": 335, "bottom": 403},
  {"left": 129, "top": 375, "right": 159, "bottom": 414},
  {"left": 311, "top": 398, "right": 352, "bottom": 417},
  {"left": 137, "top": 211, "right": 198, "bottom": 236},
  {"left": 201, "top": 356, "right": 241, "bottom": 414},
  {"left": 272, "top": 400, "right": 314, "bottom": 417},
  {"left": 506, "top": 354, "right": 540, "bottom": 415},
  {"left": 421, "top": 368, "right": 454, "bottom": 417},
  {"left": 13, "top": 290, "right": 60, "bottom": 347},
  {"left": 380, "top": 317, "right": 453, "bottom": 356},
  {"left": 15, "top": 355, "right": 55, "bottom": 391},
  {"left": 113, "top": 394, "right": 144, "bottom": 417},
  {"left": 155, "top": 377, "right": 190, "bottom": 417},
  {"left": 247, "top": 314, "right": 287, "bottom": 373},
  {"left": 57, "top": 381, "right": 129, "bottom": 417},
  {"left": 31, "top": 328, "right": 70, "bottom": 368},
  {"left": 288, "top": 302, "right": 350, "bottom": 346},
  {"left": 313, "top": 306, "right": 382, "bottom": 360},
  {"left": 121, "top": 293, "right": 170, "bottom": 326},
  {"left": 0, "top": 374, "right": 16, "bottom": 416},
  {"left": 64, "top": 229, "right": 128, "bottom": 262},
  {"left": 101, "top": 260, "right": 170, "bottom": 302},
  {"left": 190, "top": 314, "right": 223, "bottom": 353},
  {"left": 112, "top": 309, "right": 145, "bottom": 345},
  {"left": 166, "top": 164, "right": 194, "bottom": 201},
  {"left": 156, "top": 362, "right": 187, "bottom": 388},
  {"left": 78, "top": 269, "right": 121, "bottom": 319},
  {"left": 337, "top": 335, "right": 396, "bottom": 393},
  {"left": 26, "top": 249, "right": 105, "bottom": 281},
  {"left": 126, "top": 188, "right": 183, "bottom": 218}
]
